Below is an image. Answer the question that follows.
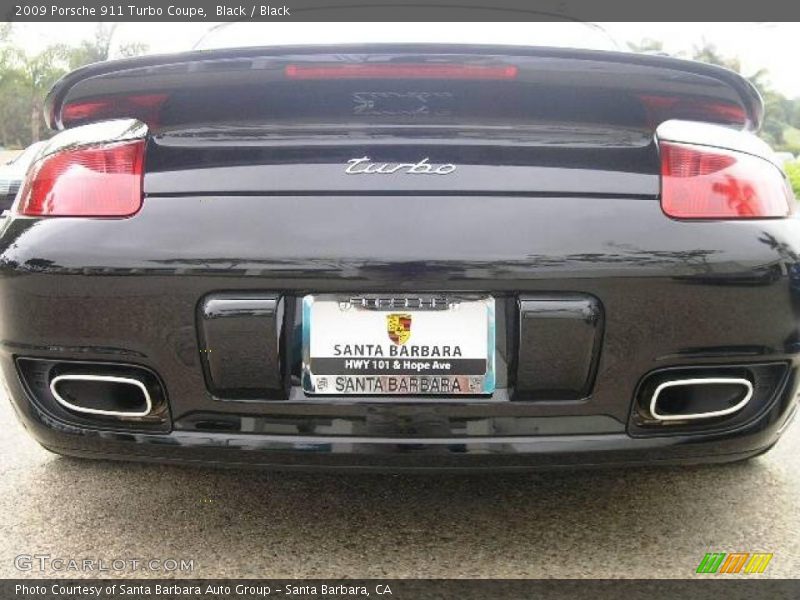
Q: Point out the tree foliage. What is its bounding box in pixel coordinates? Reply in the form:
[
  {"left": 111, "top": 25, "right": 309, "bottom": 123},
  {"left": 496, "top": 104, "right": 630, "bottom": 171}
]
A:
[
  {"left": 786, "top": 162, "right": 800, "bottom": 199},
  {"left": 0, "top": 24, "right": 148, "bottom": 148},
  {"left": 626, "top": 38, "right": 664, "bottom": 53}
]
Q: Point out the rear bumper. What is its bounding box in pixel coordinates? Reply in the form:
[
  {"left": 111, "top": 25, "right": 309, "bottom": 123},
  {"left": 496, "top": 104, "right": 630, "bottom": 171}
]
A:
[
  {"left": 2, "top": 197, "right": 800, "bottom": 470},
  {"left": 6, "top": 362, "right": 798, "bottom": 472},
  {"left": 13, "top": 411, "right": 799, "bottom": 472}
]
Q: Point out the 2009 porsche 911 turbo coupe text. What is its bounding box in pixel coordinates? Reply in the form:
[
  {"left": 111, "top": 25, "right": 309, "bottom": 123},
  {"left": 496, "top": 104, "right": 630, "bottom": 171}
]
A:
[{"left": 1, "top": 44, "right": 798, "bottom": 470}]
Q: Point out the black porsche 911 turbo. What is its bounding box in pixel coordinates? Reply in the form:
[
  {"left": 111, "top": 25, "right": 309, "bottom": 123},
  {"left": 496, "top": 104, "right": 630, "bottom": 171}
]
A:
[{"left": 0, "top": 39, "right": 797, "bottom": 471}]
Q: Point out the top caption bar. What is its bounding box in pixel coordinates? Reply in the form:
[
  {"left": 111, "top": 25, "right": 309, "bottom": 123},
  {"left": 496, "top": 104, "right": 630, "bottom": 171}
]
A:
[{"left": 3, "top": 0, "right": 800, "bottom": 21}]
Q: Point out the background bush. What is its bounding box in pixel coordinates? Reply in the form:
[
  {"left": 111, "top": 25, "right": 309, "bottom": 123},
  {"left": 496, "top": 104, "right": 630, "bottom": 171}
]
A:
[{"left": 786, "top": 162, "right": 800, "bottom": 200}]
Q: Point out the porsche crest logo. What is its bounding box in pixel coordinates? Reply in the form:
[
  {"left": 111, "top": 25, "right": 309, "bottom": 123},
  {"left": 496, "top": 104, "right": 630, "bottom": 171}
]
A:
[{"left": 386, "top": 313, "right": 412, "bottom": 345}]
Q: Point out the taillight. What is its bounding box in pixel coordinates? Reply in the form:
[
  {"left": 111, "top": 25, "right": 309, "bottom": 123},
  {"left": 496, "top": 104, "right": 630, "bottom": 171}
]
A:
[
  {"left": 660, "top": 142, "right": 792, "bottom": 219},
  {"left": 18, "top": 140, "right": 145, "bottom": 217},
  {"left": 284, "top": 63, "right": 518, "bottom": 80},
  {"left": 639, "top": 95, "right": 748, "bottom": 128},
  {"left": 61, "top": 94, "right": 168, "bottom": 128}
]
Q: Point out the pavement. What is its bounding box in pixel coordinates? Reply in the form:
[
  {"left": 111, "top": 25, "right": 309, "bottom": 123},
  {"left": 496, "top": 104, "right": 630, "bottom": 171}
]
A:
[{"left": 0, "top": 393, "right": 797, "bottom": 579}]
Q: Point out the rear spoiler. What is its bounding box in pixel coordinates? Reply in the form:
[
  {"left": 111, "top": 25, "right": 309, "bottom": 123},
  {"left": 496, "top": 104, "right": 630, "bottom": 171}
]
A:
[{"left": 44, "top": 44, "right": 764, "bottom": 132}]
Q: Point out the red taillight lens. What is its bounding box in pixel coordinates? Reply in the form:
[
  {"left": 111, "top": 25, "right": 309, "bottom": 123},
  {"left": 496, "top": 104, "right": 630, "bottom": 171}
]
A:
[
  {"left": 660, "top": 142, "right": 792, "bottom": 219},
  {"left": 18, "top": 140, "right": 145, "bottom": 217},
  {"left": 639, "top": 95, "right": 748, "bottom": 128},
  {"left": 61, "top": 94, "right": 168, "bottom": 128},
  {"left": 284, "top": 63, "right": 518, "bottom": 80}
]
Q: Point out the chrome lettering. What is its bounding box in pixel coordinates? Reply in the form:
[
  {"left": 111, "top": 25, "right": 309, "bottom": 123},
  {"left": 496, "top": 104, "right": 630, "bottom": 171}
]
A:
[{"left": 345, "top": 157, "right": 456, "bottom": 175}]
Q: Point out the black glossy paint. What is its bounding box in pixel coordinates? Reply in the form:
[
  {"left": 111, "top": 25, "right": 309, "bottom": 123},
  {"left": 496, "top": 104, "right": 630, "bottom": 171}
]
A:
[
  {"left": 516, "top": 295, "right": 603, "bottom": 400},
  {"left": 1, "top": 46, "right": 798, "bottom": 470},
  {"left": 2, "top": 188, "right": 799, "bottom": 469},
  {"left": 198, "top": 293, "right": 284, "bottom": 398},
  {"left": 145, "top": 126, "right": 659, "bottom": 196}
]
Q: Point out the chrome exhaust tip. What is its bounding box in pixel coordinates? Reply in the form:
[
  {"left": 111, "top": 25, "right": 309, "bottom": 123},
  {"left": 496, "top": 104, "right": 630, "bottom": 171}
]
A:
[
  {"left": 49, "top": 374, "right": 153, "bottom": 418},
  {"left": 649, "top": 377, "right": 753, "bottom": 421}
]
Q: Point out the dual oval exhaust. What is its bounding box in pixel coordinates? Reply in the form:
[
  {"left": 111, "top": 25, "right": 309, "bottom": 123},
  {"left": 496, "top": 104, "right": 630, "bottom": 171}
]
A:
[
  {"left": 50, "top": 374, "right": 153, "bottom": 418},
  {"left": 16, "top": 358, "right": 169, "bottom": 431},
  {"left": 648, "top": 377, "right": 754, "bottom": 422},
  {"left": 50, "top": 373, "right": 755, "bottom": 423},
  {"left": 43, "top": 363, "right": 765, "bottom": 427}
]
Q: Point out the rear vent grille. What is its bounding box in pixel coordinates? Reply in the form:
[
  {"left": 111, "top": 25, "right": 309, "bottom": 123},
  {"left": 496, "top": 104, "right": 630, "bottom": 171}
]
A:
[
  {"left": 630, "top": 363, "right": 788, "bottom": 436},
  {"left": 16, "top": 358, "right": 170, "bottom": 432}
]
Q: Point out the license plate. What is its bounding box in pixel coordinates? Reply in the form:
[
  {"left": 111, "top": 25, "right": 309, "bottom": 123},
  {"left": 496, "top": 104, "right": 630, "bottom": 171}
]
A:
[{"left": 302, "top": 294, "right": 495, "bottom": 395}]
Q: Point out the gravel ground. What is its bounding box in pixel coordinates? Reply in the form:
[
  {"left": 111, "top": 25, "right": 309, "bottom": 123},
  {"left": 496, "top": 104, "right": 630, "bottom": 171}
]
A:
[{"left": 0, "top": 393, "right": 797, "bottom": 579}]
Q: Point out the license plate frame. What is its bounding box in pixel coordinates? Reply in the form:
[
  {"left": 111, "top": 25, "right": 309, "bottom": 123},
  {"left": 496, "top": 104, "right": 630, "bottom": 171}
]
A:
[{"left": 301, "top": 294, "right": 496, "bottom": 396}]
